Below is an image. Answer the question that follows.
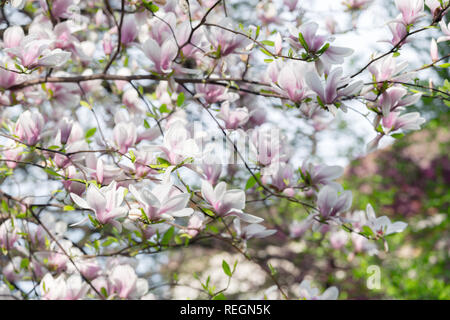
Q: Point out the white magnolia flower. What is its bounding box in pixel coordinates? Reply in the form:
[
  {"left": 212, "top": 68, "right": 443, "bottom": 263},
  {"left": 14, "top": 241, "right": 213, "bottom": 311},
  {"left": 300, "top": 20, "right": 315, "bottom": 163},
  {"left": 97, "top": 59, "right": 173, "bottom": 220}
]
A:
[{"left": 298, "top": 279, "right": 339, "bottom": 300}]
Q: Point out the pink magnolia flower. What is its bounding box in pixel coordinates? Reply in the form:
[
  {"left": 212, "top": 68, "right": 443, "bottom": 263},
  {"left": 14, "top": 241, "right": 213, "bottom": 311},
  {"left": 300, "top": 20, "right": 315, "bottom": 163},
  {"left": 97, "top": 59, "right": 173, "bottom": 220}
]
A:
[
  {"left": 375, "top": 86, "right": 422, "bottom": 117},
  {"left": 185, "top": 211, "right": 205, "bottom": 238},
  {"left": 251, "top": 127, "right": 291, "bottom": 166},
  {"left": 425, "top": 0, "right": 442, "bottom": 17},
  {"left": 120, "top": 15, "right": 138, "bottom": 46},
  {"left": 0, "top": 219, "right": 19, "bottom": 250},
  {"left": 194, "top": 83, "right": 230, "bottom": 104},
  {"left": 0, "top": 66, "right": 19, "bottom": 89},
  {"left": 217, "top": 102, "right": 250, "bottom": 129},
  {"left": 39, "top": 0, "right": 74, "bottom": 19},
  {"left": 262, "top": 162, "right": 294, "bottom": 194},
  {"left": 159, "top": 122, "right": 200, "bottom": 165},
  {"left": 317, "top": 185, "right": 353, "bottom": 219},
  {"left": 5, "top": 37, "right": 71, "bottom": 69},
  {"left": 40, "top": 273, "right": 88, "bottom": 300},
  {"left": 272, "top": 61, "right": 311, "bottom": 103},
  {"left": 205, "top": 18, "right": 251, "bottom": 56},
  {"left": 329, "top": 230, "right": 349, "bottom": 250},
  {"left": 3, "top": 25, "right": 24, "bottom": 49},
  {"left": 2, "top": 142, "right": 24, "bottom": 169},
  {"left": 233, "top": 219, "right": 277, "bottom": 240},
  {"left": 201, "top": 180, "right": 263, "bottom": 223},
  {"left": 305, "top": 67, "right": 363, "bottom": 114},
  {"left": 57, "top": 117, "right": 73, "bottom": 145},
  {"left": 129, "top": 182, "right": 193, "bottom": 221},
  {"left": 363, "top": 204, "right": 408, "bottom": 237},
  {"left": 283, "top": 0, "right": 299, "bottom": 11},
  {"left": 382, "top": 111, "right": 426, "bottom": 132},
  {"left": 103, "top": 32, "right": 114, "bottom": 55},
  {"left": 15, "top": 109, "right": 45, "bottom": 145},
  {"left": 288, "top": 22, "right": 353, "bottom": 72},
  {"left": 96, "top": 264, "right": 148, "bottom": 299},
  {"left": 381, "top": 22, "right": 409, "bottom": 47},
  {"left": 113, "top": 122, "right": 137, "bottom": 154},
  {"left": 142, "top": 38, "right": 178, "bottom": 74},
  {"left": 298, "top": 280, "right": 339, "bottom": 300},
  {"left": 70, "top": 181, "right": 128, "bottom": 232},
  {"left": 342, "top": 0, "right": 372, "bottom": 10},
  {"left": 200, "top": 156, "right": 222, "bottom": 186},
  {"left": 437, "top": 18, "right": 450, "bottom": 43},
  {"left": 395, "top": 0, "right": 425, "bottom": 25},
  {"left": 301, "top": 162, "right": 344, "bottom": 189},
  {"left": 367, "top": 55, "right": 409, "bottom": 83}
]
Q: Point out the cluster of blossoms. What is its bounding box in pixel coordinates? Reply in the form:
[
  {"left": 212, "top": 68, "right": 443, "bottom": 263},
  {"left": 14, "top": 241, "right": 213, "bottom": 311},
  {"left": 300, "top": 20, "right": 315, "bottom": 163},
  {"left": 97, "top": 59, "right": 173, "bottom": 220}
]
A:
[{"left": 0, "top": 0, "right": 447, "bottom": 300}]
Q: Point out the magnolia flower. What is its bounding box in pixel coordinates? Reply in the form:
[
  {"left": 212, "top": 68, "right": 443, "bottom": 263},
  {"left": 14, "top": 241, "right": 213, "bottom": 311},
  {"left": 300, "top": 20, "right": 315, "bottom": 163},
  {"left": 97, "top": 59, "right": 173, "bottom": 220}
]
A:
[
  {"left": 39, "top": 0, "right": 74, "bottom": 19},
  {"left": 15, "top": 110, "right": 45, "bottom": 145},
  {"left": 200, "top": 156, "right": 222, "bottom": 186},
  {"left": 159, "top": 122, "right": 200, "bottom": 165},
  {"left": 217, "top": 102, "right": 250, "bottom": 129},
  {"left": 5, "top": 37, "right": 71, "bottom": 69},
  {"left": 342, "top": 0, "right": 372, "bottom": 10},
  {"left": 142, "top": 38, "right": 177, "bottom": 74},
  {"left": 0, "top": 219, "right": 19, "bottom": 250},
  {"left": 374, "top": 86, "right": 422, "bottom": 117},
  {"left": 368, "top": 55, "right": 409, "bottom": 84},
  {"left": 184, "top": 211, "right": 205, "bottom": 238},
  {"left": 317, "top": 185, "right": 352, "bottom": 219},
  {"left": 261, "top": 162, "right": 294, "bottom": 196},
  {"left": 288, "top": 22, "right": 353, "bottom": 72},
  {"left": 194, "top": 83, "right": 229, "bottom": 104},
  {"left": 120, "top": 15, "right": 138, "bottom": 46},
  {"left": 425, "top": 0, "right": 442, "bottom": 16},
  {"left": 301, "top": 162, "right": 344, "bottom": 189},
  {"left": 363, "top": 204, "right": 407, "bottom": 237},
  {"left": 3, "top": 25, "right": 25, "bottom": 49},
  {"left": 383, "top": 22, "right": 409, "bottom": 47},
  {"left": 129, "top": 183, "right": 193, "bottom": 222},
  {"left": 382, "top": 111, "right": 426, "bottom": 132},
  {"left": 201, "top": 180, "right": 263, "bottom": 223},
  {"left": 40, "top": 273, "right": 89, "bottom": 300},
  {"left": 93, "top": 264, "right": 148, "bottom": 299},
  {"left": 430, "top": 38, "right": 439, "bottom": 62},
  {"left": 298, "top": 280, "right": 339, "bottom": 300},
  {"left": 329, "top": 229, "right": 349, "bottom": 250},
  {"left": 233, "top": 219, "right": 276, "bottom": 240},
  {"left": 272, "top": 61, "right": 311, "bottom": 103},
  {"left": 0, "top": 66, "right": 20, "bottom": 89},
  {"left": 113, "top": 122, "right": 137, "bottom": 154},
  {"left": 305, "top": 67, "right": 363, "bottom": 114},
  {"left": 437, "top": 19, "right": 450, "bottom": 43},
  {"left": 250, "top": 127, "right": 290, "bottom": 166},
  {"left": 2, "top": 142, "right": 24, "bottom": 169},
  {"left": 57, "top": 117, "right": 74, "bottom": 145},
  {"left": 395, "top": 0, "right": 425, "bottom": 25},
  {"left": 70, "top": 181, "right": 128, "bottom": 231},
  {"left": 283, "top": 0, "right": 299, "bottom": 11},
  {"left": 205, "top": 18, "right": 251, "bottom": 56}
]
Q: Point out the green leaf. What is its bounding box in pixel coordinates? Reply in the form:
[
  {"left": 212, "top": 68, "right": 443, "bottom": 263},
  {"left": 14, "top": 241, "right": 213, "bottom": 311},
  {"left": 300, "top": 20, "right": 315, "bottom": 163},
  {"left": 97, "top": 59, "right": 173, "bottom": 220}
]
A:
[
  {"left": 438, "top": 63, "right": 450, "bottom": 68},
  {"left": 44, "top": 168, "right": 61, "bottom": 178},
  {"left": 161, "top": 226, "right": 175, "bottom": 246},
  {"left": 213, "top": 293, "right": 226, "bottom": 300},
  {"left": 159, "top": 103, "right": 169, "bottom": 113},
  {"left": 63, "top": 205, "right": 75, "bottom": 211},
  {"left": 298, "top": 32, "right": 309, "bottom": 52},
  {"left": 391, "top": 133, "right": 404, "bottom": 139},
  {"left": 176, "top": 92, "right": 185, "bottom": 107},
  {"left": 261, "top": 40, "right": 274, "bottom": 46},
  {"left": 222, "top": 260, "right": 232, "bottom": 277},
  {"left": 85, "top": 127, "right": 97, "bottom": 139},
  {"left": 80, "top": 100, "right": 92, "bottom": 109}
]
